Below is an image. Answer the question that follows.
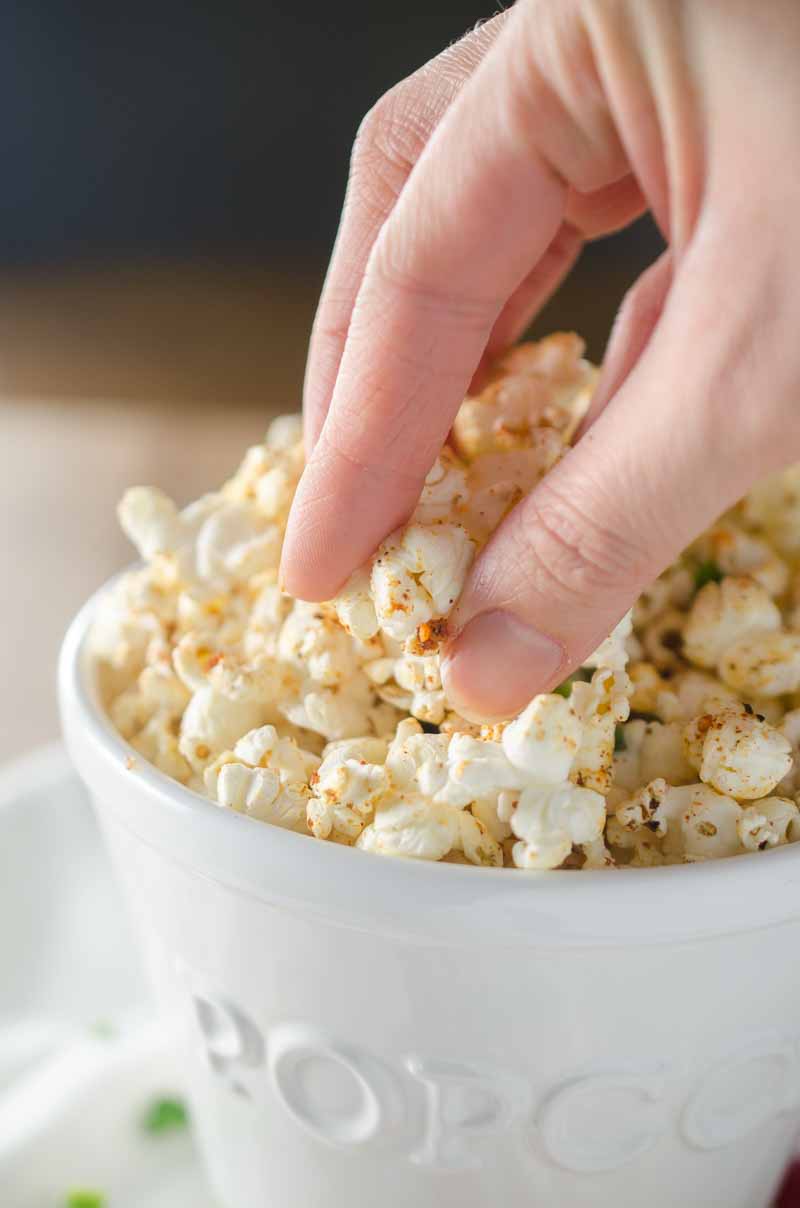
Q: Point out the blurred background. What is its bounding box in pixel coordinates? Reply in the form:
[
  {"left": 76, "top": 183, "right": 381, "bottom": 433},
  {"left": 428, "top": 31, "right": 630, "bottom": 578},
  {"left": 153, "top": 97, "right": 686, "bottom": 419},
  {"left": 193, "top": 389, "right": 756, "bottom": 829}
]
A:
[{"left": 0, "top": 0, "right": 663, "bottom": 763}]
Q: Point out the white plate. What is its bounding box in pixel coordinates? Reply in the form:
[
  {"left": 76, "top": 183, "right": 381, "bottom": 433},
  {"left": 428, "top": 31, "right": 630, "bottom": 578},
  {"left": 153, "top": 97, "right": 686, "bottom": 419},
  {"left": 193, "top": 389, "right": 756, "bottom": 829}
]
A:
[{"left": 0, "top": 744, "right": 218, "bottom": 1208}]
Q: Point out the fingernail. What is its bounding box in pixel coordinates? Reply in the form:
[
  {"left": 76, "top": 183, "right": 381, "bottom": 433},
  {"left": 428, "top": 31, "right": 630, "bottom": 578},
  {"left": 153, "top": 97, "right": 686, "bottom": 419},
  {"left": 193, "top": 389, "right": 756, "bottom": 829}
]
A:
[{"left": 441, "top": 611, "right": 565, "bottom": 722}]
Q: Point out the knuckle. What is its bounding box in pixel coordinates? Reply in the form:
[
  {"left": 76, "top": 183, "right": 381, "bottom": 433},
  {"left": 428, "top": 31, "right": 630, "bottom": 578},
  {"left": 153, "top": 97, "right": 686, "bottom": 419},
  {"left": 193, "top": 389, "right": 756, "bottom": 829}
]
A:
[
  {"left": 350, "top": 85, "right": 430, "bottom": 209},
  {"left": 352, "top": 92, "right": 395, "bottom": 161},
  {"left": 512, "top": 482, "right": 646, "bottom": 605},
  {"left": 511, "top": 0, "right": 627, "bottom": 192}
]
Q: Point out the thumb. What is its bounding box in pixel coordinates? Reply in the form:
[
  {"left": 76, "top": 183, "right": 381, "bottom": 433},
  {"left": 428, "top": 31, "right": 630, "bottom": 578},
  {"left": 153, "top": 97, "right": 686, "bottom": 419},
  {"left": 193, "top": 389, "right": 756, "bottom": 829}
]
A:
[{"left": 441, "top": 256, "right": 779, "bottom": 721}]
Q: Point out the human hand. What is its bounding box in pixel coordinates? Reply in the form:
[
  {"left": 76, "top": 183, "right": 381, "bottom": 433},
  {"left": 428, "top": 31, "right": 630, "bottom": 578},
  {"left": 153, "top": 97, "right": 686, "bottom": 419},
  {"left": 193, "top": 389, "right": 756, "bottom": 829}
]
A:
[{"left": 281, "top": 0, "right": 800, "bottom": 720}]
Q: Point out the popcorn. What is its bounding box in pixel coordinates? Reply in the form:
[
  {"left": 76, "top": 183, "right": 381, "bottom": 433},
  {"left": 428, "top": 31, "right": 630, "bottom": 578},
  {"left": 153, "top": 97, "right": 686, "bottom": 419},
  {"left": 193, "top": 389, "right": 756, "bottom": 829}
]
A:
[
  {"left": 719, "top": 632, "right": 800, "bottom": 697},
  {"left": 668, "top": 785, "right": 743, "bottom": 862},
  {"left": 307, "top": 739, "right": 388, "bottom": 841},
  {"left": 506, "top": 782, "right": 606, "bottom": 870},
  {"left": 737, "top": 797, "right": 799, "bottom": 851},
  {"left": 370, "top": 523, "right": 475, "bottom": 644},
  {"left": 118, "top": 487, "right": 183, "bottom": 561},
  {"left": 627, "top": 661, "right": 671, "bottom": 717},
  {"left": 278, "top": 602, "right": 360, "bottom": 687},
  {"left": 640, "top": 609, "right": 687, "bottom": 673},
  {"left": 742, "top": 465, "right": 800, "bottom": 556},
  {"left": 609, "top": 780, "right": 744, "bottom": 863},
  {"left": 357, "top": 794, "right": 502, "bottom": 865},
  {"left": 471, "top": 794, "right": 514, "bottom": 842},
  {"left": 192, "top": 501, "right": 283, "bottom": 585},
  {"left": 280, "top": 682, "right": 375, "bottom": 743},
  {"left": 412, "top": 450, "right": 469, "bottom": 525},
  {"left": 655, "top": 669, "right": 739, "bottom": 725},
  {"left": 332, "top": 569, "right": 379, "bottom": 640},
  {"left": 581, "top": 837, "right": 616, "bottom": 869},
  {"left": 452, "top": 332, "right": 595, "bottom": 460},
  {"left": 222, "top": 415, "right": 304, "bottom": 516},
  {"left": 178, "top": 686, "right": 268, "bottom": 773},
  {"left": 205, "top": 724, "right": 317, "bottom": 829},
  {"left": 92, "top": 568, "right": 175, "bottom": 689},
  {"left": 460, "top": 442, "right": 562, "bottom": 543},
  {"left": 266, "top": 413, "right": 304, "bottom": 451},
  {"left": 128, "top": 715, "right": 191, "bottom": 783},
  {"left": 583, "top": 612, "right": 633, "bottom": 672},
  {"left": 697, "top": 521, "right": 789, "bottom": 597},
  {"left": 216, "top": 764, "right": 284, "bottom": 820},
  {"left": 613, "top": 721, "right": 694, "bottom": 794},
  {"left": 633, "top": 564, "right": 695, "bottom": 627},
  {"left": 229, "top": 724, "right": 320, "bottom": 782},
  {"left": 610, "top": 778, "right": 670, "bottom": 841},
  {"left": 776, "top": 709, "right": 800, "bottom": 797},
  {"left": 448, "top": 732, "right": 524, "bottom": 796},
  {"left": 119, "top": 484, "right": 285, "bottom": 592},
  {"left": 569, "top": 668, "right": 631, "bottom": 794},
  {"left": 111, "top": 662, "right": 190, "bottom": 737},
  {"left": 501, "top": 695, "right": 583, "bottom": 783},
  {"left": 684, "top": 704, "right": 792, "bottom": 800},
  {"left": 385, "top": 722, "right": 472, "bottom": 808},
  {"left": 96, "top": 331, "right": 800, "bottom": 872},
  {"left": 682, "top": 576, "right": 781, "bottom": 669},
  {"left": 395, "top": 661, "right": 446, "bottom": 726}
]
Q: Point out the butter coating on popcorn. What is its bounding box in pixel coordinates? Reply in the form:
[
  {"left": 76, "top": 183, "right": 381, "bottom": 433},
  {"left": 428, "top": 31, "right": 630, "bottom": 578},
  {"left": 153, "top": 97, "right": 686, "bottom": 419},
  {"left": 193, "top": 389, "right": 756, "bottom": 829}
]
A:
[{"left": 94, "top": 332, "right": 800, "bottom": 870}]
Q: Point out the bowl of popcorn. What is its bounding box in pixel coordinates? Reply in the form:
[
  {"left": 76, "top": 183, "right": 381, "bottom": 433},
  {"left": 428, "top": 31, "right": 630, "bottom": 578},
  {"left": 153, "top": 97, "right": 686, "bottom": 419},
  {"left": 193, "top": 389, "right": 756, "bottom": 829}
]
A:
[{"left": 60, "top": 334, "right": 800, "bottom": 1208}]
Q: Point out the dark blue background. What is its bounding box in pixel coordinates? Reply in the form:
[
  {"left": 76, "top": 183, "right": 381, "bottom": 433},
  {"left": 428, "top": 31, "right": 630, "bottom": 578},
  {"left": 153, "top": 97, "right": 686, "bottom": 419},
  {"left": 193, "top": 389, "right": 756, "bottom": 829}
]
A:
[{"left": 0, "top": 1, "right": 499, "bottom": 265}]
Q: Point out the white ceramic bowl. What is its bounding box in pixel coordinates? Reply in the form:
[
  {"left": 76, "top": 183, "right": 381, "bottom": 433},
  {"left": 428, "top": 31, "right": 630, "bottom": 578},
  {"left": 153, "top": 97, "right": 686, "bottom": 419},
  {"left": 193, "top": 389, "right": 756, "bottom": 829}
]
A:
[{"left": 60, "top": 580, "right": 800, "bottom": 1208}]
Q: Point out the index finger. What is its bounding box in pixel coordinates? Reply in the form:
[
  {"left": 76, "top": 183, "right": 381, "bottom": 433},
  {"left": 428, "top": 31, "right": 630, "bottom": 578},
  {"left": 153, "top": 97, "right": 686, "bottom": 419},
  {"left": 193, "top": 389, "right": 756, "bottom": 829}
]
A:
[
  {"left": 303, "top": 12, "right": 511, "bottom": 452},
  {"left": 280, "top": 0, "right": 621, "bottom": 601}
]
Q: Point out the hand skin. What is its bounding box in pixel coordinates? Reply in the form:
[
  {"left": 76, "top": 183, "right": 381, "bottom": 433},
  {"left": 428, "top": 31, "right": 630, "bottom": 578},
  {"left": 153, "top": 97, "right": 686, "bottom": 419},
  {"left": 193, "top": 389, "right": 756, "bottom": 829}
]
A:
[{"left": 281, "top": 0, "right": 800, "bottom": 721}]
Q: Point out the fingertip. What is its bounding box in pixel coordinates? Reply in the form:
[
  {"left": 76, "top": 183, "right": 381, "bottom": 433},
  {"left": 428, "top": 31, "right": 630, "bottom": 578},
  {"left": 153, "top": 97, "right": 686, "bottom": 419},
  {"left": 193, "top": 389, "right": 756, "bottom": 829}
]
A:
[
  {"left": 279, "top": 541, "right": 349, "bottom": 606},
  {"left": 279, "top": 472, "right": 351, "bottom": 603},
  {"left": 441, "top": 610, "right": 566, "bottom": 721},
  {"left": 279, "top": 546, "right": 348, "bottom": 604}
]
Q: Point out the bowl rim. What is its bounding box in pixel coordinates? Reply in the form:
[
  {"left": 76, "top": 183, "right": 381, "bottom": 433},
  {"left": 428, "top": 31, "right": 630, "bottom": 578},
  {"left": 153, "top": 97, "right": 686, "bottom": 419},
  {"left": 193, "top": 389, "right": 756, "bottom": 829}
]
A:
[{"left": 58, "top": 573, "right": 800, "bottom": 946}]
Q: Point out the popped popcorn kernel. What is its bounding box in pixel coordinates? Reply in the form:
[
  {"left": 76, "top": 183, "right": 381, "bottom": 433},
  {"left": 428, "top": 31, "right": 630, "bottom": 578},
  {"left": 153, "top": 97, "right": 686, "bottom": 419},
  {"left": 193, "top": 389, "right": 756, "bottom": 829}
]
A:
[
  {"left": 118, "top": 487, "right": 182, "bottom": 561},
  {"left": 738, "top": 797, "right": 799, "bottom": 851},
  {"left": 671, "top": 785, "right": 743, "bottom": 862},
  {"left": 697, "top": 521, "right": 789, "bottom": 597},
  {"left": 358, "top": 793, "right": 501, "bottom": 865},
  {"left": 308, "top": 740, "right": 388, "bottom": 841},
  {"left": 502, "top": 695, "right": 583, "bottom": 784},
  {"left": 684, "top": 703, "right": 792, "bottom": 800},
  {"left": 370, "top": 522, "right": 475, "bottom": 644},
  {"left": 94, "top": 332, "right": 800, "bottom": 873},
  {"left": 742, "top": 464, "right": 800, "bottom": 556},
  {"left": 683, "top": 576, "right": 781, "bottom": 670},
  {"left": 332, "top": 568, "right": 380, "bottom": 641},
  {"left": 719, "top": 631, "right": 800, "bottom": 698},
  {"left": 508, "top": 782, "right": 606, "bottom": 870},
  {"left": 452, "top": 332, "right": 595, "bottom": 461}
]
